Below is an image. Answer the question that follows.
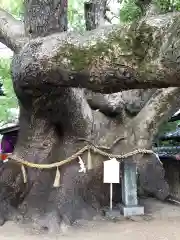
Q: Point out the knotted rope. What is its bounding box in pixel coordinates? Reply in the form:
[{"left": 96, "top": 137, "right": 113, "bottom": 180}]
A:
[{"left": 6, "top": 145, "right": 159, "bottom": 187}]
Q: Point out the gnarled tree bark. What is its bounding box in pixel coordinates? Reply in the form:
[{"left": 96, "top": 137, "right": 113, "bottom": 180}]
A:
[
  {"left": 11, "top": 12, "right": 180, "bottom": 94},
  {"left": 0, "top": 8, "right": 26, "bottom": 52},
  {"left": 0, "top": 0, "right": 179, "bottom": 232},
  {"left": 0, "top": 0, "right": 115, "bottom": 231}
]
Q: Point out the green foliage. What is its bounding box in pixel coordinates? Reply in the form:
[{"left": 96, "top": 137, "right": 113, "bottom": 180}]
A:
[
  {"left": 68, "top": 0, "right": 85, "bottom": 31},
  {"left": 120, "top": 0, "right": 180, "bottom": 22},
  {"left": 153, "top": 0, "right": 180, "bottom": 12},
  {"left": 120, "top": 0, "right": 142, "bottom": 22},
  {"left": 155, "top": 120, "right": 180, "bottom": 146},
  {"left": 0, "top": 0, "right": 23, "bottom": 19},
  {"left": 0, "top": 59, "right": 18, "bottom": 124},
  {"left": 159, "top": 121, "right": 178, "bottom": 136}
]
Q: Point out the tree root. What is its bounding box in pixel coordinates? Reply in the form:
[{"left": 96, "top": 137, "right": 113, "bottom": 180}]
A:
[
  {"left": 6, "top": 163, "right": 109, "bottom": 232},
  {"left": 0, "top": 151, "right": 170, "bottom": 232}
]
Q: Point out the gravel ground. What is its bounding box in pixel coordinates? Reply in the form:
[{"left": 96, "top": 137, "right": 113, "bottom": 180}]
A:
[{"left": 0, "top": 198, "right": 180, "bottom": 240}]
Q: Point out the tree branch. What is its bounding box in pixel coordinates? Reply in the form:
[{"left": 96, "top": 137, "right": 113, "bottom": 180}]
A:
[
  {"left": 135, "top": 0, "right": 152, "bottom": 15},
  {"left": 133, "top": 87, "right": 180, "bottom": 146},
  {"left": 21, "top": 0, "right": 97, "bottom": 142},
  {"left": 0, "top": 8, "right": 26, "bottom": 52},
  {"left": 84, "top": 0, "right": 107, "bottom": 30},
  {"left": 12, "top": 12, "right": 180, "bottom": 93},
  {"left": 24, "top": 0, "right": 68, "bottom": 37},
  {"left": 86, "top": 89, "right": 156, "bottom": 116},
  {"left": 83, "top": 3, "right": 157, "bottom": 118}
]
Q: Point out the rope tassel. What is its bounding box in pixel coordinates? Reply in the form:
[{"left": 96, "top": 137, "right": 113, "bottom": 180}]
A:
[
  {"left": 87, "top": 148, "right": 92, "bottom": 170},
  {"left": 21, "top": 165, "right": 27, "bottom": 183},
  {"left": 53, "top": 167, "right": 61, "bottom": 187},
  {"left": 8, "top": 147, "right": 155, "bottom": 179}
]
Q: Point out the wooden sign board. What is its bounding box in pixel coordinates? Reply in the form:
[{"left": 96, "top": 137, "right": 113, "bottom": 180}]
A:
[{"left": 103, "top": 158, "right": 120, "bottom": 183}]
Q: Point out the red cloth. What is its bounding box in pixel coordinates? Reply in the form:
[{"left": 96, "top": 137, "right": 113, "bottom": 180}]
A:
[{"left": 0, "top": 154, "right": 8, "bottom": 161}]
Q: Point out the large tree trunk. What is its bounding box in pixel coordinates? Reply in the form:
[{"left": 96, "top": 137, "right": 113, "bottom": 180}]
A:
[
  {"left": 0, "top": 0, "right": 179, "bottom": 232},
  {"left": 0, "top": 0, "right": 114, "bottom": 231}
]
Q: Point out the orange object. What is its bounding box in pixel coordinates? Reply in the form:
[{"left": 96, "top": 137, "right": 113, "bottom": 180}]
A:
[{"left": 0, "top": 153, "right": 8, "bottom": 161}]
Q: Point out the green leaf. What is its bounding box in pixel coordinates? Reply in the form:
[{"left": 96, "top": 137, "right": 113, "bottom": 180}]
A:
[
  {"left": 0, "top": 0, "right": 23, "bottom": 19},
  {"left": 0, "top": 58, "right": 18, "bottom": 124}
]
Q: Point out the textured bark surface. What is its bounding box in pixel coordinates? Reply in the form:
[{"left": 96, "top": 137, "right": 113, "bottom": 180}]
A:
[
  {"left": 0, "top": 0, "right": 180, "bottom": 233},
  {"left": 10, "top": 12, "right": 180, "bottom": 94},
  {"left": 0, "top": 8, "right": 26, "bottom": 52},
  {"left": 86, "top": 89, "right": 157, "bottom": 117},
  {"left": 0, "top": 0, "right": 113, "bottom": 231},
  {"left": 24, "top": 0, "right": 68, "bottom": 37},
  {"left": 84, "top": 0, "right": 107, "bottom": 30}
]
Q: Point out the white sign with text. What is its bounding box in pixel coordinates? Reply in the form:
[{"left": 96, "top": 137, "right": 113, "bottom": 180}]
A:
[{"left": 103, "top": 158, "right": 120, "bottom": 184}]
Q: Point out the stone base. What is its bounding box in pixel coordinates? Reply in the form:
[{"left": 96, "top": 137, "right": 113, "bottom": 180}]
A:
[
  {"left": 101, "top": 207, "right": 124, "bottom": 221},
  {"left": 119, "top": 204, "right": 144, "bottom": 217}
]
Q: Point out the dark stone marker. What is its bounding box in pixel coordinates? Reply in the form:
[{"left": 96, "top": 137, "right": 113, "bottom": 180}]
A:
[{"left": 120, "top": 160, "right": 144, "bottom": 216}]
